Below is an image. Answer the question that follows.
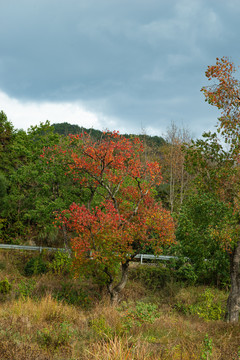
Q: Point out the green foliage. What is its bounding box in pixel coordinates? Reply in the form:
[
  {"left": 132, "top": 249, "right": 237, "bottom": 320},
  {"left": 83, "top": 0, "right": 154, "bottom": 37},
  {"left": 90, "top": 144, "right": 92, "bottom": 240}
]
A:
[
  {"left": 0, "top": 278, "right": 12, "bottom": 294},
  {"left": 175, "top": 261, "right": 198, "bottom": 284},
  {"left": 200, "top": 333, "right": 213, "bottom": 360},
  {"left": 134, "top": 301, "right": 159, "bottom": 323},
  {"left": 24, "top": 256, "right": 48, "bottom": 276},
  {"left": 54, "top": 281, "right": 91, "bottom": 308},
  {"left": 48, "top": 251, "right": 72, "bottom": 275},
  {"left": 189, "top": 288, "right": 224, "bottom": 321},
  {"left": 0, "top": 119, "right": 86, "bottom": 244},
  {"left": 176, "top": 193, "right": 232, "bottom": 286},
  {"left": 0, "top": 111, "right": 15, "bottom": 173},
  {"left": 89, "top": 316, "right": 113, "bottom": 338},
  {"left": 0, "top": 173, "right": 7, "bottom": 200},
  {"left": 0, "top": 218, "right": 7, "bottom": 240},
  {"left": 17, "top": 279, "right": 36, "bottom": 299},
  {"left": 37, "top": 321, "right": 73, "bottom": 349},
  {"left": 118, "top": 301, "right": 160, "bottom": 331},
  {"left": 175, "top": 288, "right": 225, "bottom": 321}
]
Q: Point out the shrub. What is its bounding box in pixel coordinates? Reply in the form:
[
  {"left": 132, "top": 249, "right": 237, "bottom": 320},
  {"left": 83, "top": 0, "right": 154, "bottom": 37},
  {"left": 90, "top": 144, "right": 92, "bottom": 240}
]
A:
[
  {"left": 17, "top": 279, "right": 36, "bottom": 299},
  {"left": 118, "top": 301, "right": 160, "bottom": 331},
  {"left": 167, "top": 256, "right": 198, "bottom": 284},
  {"left": 0, "top": 278, "right": 12, "bottom": 294},
  {"left": 176, "top": 193, "right": 231, "bottom": 287},
  {"left": 89, "top": 315, "right": 113, "bottom": 339},
  {"left": 174, "top": 288, "right": 225, "bottom": 321},
  {"left": 24, "top": 256, "right": 48, "bottom": 276},
  {"left": 48, "top": 251, "right": 72, "bottom": 275},
  {"left": 189, "top": 288, "right": 224, "bottom": 321},
  {"left": 54, "top": 281, "right": 91, "bottom": 308},
  {"left": 37, "top": 321, "right": 73, "bottom": 349}
]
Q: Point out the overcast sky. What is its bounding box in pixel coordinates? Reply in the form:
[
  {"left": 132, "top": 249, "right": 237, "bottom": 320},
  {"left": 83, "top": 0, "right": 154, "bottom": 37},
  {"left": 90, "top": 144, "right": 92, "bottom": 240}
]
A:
[{"left": 0, "top": 0, "right": 239, "bottom": 138}]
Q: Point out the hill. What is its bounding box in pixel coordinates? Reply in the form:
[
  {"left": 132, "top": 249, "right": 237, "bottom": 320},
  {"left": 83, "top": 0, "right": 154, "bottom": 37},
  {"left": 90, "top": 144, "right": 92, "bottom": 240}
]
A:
[{"left": 52, "top": 122, "right": 166, "bottom": 148}]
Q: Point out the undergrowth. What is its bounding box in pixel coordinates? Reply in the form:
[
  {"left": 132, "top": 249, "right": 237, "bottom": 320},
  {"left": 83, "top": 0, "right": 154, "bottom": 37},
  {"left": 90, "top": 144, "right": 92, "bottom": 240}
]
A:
[{"left": 0, "top": 251, "right": 239, "bottom": 359}]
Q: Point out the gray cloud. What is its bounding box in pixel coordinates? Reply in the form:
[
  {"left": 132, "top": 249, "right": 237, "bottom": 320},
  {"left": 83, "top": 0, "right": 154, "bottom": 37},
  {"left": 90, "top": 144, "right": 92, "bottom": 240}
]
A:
[{"left": 0, "top": 0, "right": 240, "bottom": 136}]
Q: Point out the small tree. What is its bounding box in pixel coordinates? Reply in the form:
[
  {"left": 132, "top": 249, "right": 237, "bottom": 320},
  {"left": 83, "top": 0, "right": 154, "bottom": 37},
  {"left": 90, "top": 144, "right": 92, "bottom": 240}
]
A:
[
  {"left": 56, "top": 131, "right": 175, "bottom": 303},
  {"left": 176, "top": 193, "right": 231, "bottom": 286},
  {"left": 161, "top": 122, "right": 191, "bottom": 214}
]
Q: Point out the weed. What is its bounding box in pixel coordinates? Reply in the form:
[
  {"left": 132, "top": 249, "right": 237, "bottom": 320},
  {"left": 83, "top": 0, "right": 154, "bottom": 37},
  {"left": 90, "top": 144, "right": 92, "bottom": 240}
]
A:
[
  {"left": 17, "top": 279, "right": 36, "bottom": 299},
  {"left": 176, "top": 262, "right": 198, "bottom": 284},
  {"left": 89, "top": 315, "right": 113, "bottom": 339},
  {"left": 0, "top": 278, "right": 12, "bottom": 294},
  {"left": 200, "top": 333, "right": 213, "bottom": 360},
  {"left": 37, "top": 321, "right": 73, "bottom": 349},
  {"left": 118, "top": 301, "right": 160, "bottom": 331}
]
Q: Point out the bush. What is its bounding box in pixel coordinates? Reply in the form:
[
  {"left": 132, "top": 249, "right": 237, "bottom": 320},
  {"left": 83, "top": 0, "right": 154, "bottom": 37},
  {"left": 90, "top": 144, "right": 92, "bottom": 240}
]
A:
[
  {"left": 24, "top": 256, "right": 48, "bottom": 276},
  {"left": 17, "top": 279, "right": 36, "bottom": 299},
  {"left": 0, "top": 278, "right": 12, "bottom": 294},
  {"left": 174, "top": 288, "right": 225, "bottom": 321},
  {"left": 118, "top": 301, "right": 160, "bottom": 331},
  {"left": 167, "top": 256, "right": 198, "bottom": 284},
  {"left": 54, "top": 281, "right": 92, "bottom": 308},
  {"left": 89, "top": 316, "right": 113, "bottom": 339},
  {"left": 37, "top": 321, "right": 73, "bottom": 349},
  {"left": 189, "top": 288, "right": 225, "bottom": 321},
  {"left": 48, "top": 251, "right": 72, "bottom": 275}
]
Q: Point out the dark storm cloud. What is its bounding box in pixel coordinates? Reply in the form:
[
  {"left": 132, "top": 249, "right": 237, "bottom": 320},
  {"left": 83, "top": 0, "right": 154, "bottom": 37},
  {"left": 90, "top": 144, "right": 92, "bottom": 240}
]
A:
[{"left": 0, "top": 0, "right": 240, "bottom": 136}]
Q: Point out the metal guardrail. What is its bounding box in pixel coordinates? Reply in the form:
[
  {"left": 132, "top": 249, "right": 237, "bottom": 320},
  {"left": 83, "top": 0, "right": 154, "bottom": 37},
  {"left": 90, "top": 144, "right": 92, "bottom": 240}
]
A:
[
  {"left": 0, "top": 244, "right": 178, "bottom": 263},
  {"left": 0, "top": 244, "right": 68, "bottom": 253},
  {"left": 134, "top": 254, "right": 178, "bottom": 264}
]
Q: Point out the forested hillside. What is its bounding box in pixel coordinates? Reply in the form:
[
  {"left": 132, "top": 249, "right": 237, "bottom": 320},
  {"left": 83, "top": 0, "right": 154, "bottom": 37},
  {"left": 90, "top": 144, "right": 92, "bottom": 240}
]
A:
[{"left": 52, "top": 121, "right": 166, "bottom": 147}]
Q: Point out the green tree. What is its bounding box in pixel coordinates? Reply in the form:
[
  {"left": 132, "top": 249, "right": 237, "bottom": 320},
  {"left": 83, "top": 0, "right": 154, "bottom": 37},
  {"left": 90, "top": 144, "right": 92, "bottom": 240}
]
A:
[
  {"left": 0, "top": 111, "right": 15, "bottom": 173},
  {"left": 176, "top": 193, "right": 231, "bottom": 286},
  {"left": 185, "top": 57, "right": 240, "bottom": 322},
  {"left": 0, "top": 120, "right": 86, "bottom": 246}
]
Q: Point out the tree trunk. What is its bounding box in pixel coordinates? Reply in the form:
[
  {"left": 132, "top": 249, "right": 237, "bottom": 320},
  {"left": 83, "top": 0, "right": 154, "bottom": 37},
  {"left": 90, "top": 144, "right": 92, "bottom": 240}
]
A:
[
  {"left": 106, "top": 261, "right": 130, "bottom": 304},
  {"left": 225, "top": 240, "right": 240, "bottom": 322}
]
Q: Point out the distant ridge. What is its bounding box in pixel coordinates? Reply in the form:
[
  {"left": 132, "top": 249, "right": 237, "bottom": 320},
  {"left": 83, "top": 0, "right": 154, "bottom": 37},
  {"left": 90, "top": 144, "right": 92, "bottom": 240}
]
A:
[{"left": 52, "top": 122, "right": 166, "bottom": 148}]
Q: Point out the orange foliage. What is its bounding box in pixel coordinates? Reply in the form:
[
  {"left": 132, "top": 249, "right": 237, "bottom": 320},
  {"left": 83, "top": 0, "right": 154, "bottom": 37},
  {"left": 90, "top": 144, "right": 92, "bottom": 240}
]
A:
[{"left": 55, "top": 131, "right": 175, "bottom": 270}]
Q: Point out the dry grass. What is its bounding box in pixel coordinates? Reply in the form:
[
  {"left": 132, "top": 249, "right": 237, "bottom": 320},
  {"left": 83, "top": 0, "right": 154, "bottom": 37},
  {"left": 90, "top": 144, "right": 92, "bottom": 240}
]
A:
[
  {"left": 0, "top": 251, "right": 240, "bottom": 359},
  {"left": 1, "top": 295, "right": 239, "bottom": 359}
]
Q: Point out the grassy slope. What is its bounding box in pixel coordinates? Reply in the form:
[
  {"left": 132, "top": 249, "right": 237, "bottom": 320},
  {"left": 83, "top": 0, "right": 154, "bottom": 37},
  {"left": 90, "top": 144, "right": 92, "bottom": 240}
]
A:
[{"left": 0, "top": 250, "right": 239, "bottom": 360}]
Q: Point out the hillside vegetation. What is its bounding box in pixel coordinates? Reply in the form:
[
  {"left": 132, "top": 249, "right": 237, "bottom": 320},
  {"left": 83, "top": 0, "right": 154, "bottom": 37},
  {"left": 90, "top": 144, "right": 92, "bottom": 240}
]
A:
[{"left": 0, "top": 250, "right": 239, "bottom": 360}]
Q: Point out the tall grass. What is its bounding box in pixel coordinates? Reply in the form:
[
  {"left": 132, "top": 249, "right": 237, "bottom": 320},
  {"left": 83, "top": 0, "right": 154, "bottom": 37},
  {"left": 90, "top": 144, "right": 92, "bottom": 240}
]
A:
[{"left": 0, "top": 251, "right": 240, "bottom": 359}]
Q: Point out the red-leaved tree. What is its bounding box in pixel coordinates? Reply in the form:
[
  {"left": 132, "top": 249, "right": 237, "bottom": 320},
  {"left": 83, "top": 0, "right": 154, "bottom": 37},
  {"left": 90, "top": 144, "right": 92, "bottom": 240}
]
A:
[{"left": 56, "top": 131, "right": 175, "bottom": 302}]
